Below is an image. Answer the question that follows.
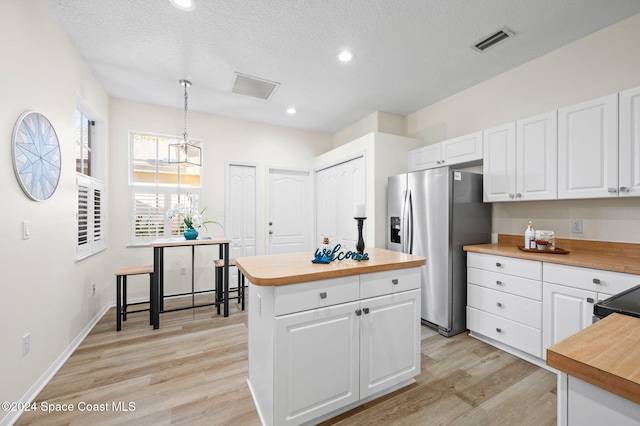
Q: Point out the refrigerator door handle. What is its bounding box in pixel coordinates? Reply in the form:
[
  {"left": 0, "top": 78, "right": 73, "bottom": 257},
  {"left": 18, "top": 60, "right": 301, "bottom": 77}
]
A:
[{"left": 402, "top": 190, "right": 413, "bottom": 254}]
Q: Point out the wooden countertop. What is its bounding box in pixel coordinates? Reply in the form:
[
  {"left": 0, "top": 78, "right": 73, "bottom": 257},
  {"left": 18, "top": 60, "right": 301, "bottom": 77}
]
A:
[
  {"left": 236, "top": 248, "right": 425, "bottom": 286},
  {"left": 464, "top": 234, "right": 640, "bottom": 275},
  {"left": 547, "top": 313, "right": 640, "bottom": 404}
]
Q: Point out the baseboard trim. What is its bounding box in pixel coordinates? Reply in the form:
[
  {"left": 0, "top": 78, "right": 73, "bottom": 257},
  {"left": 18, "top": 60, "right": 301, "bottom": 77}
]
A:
[{"left": 1, "top": 303, "right": 112, "bottom": 426}]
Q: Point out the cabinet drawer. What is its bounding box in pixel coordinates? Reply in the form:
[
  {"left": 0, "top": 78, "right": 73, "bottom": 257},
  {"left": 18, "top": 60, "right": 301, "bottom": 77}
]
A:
[
  {"left": 360, "top": 268, "right": 420, "bottom": 300},
  {"left": 274, "top": 276, "right": 359, "bottom": 316},
  {"left": 543, "top": 263, "right": 640, "bottom": 295},
  {"left": 467, "top": 306, "right": 542, "bottom": 358},
  {"left": 467, "top": 253, "right": 542, "bottom": 280},
  {"left": 467, "top": 267, "right": 542, "bottom": 300},
  {"left": 467, "top": 284, "right": 541, "bottom": 329}
]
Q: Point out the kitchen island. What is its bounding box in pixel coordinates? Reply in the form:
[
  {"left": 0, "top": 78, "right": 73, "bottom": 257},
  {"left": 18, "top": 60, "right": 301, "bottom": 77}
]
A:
[
  {"left": 236, "top": 248, "right": 425, "bottom": 426},
  {"left": 547, "top": 313, "right": 640, "bottom": 425}
]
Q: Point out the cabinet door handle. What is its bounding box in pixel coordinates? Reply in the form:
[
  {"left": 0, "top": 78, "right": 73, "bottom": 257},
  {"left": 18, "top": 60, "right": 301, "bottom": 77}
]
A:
[
  {"left": 516, "top": 193, "right": 522, "bottom": 198},
  {"left": 363, "top": 307, "right": 370, "bottom": 314},
  {"left": 620, "top": 186, "right": 630, "bottom": 193},
  {"left": 496, "top": 328, "right": 502, "bottom": 333},
  {"left": 320, "top": 292, "right": 327, "bottom": 299},
  {"left": 355, "top": 309, "right": 362, "bottom": 316},
  {"left": 592, "top": 278, "right": 601, "bottom": 284},
  {"left": 509, "top": 194, "right": 515, "bottom": 199},
  {"left": 587, "top": 297, "right": 595, "bottom": 303},
  {"left": 496, "top": 302, "right": 503, "bottom": 307},
  {"left": 608, "top": 187, "right": 618, "bottom": 193},
  {"left": 496, "top": 280, "right": 503, "bottom": 285},
  {"left": 392, "top": 279, "right": 399, "bottom": 285},
  {"left": 495, "top": 262, "right": 502, "bottom": 267}
]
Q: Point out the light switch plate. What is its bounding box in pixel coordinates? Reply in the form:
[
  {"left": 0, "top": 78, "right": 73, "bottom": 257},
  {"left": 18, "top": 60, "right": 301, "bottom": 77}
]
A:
[{"left": 22, "top": 221, "right": 30, "bottom": 239}]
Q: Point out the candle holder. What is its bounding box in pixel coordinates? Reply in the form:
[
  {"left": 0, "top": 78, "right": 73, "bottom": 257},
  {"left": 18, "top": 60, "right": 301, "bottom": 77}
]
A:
[{"left": 355, "top": 217, "right": 366, "bottom": 254}]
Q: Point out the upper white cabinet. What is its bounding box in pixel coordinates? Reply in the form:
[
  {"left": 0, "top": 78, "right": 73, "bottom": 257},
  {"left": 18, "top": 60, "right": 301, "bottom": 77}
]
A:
[
  {"left": 619, "top": 85, "right": 640, "bottom": 197},
  {"left": 483, "top": 111, "right": 558, "bottom": 203},
  {"left": 558, "top": 94, "right": 619, "bottom": 199},
  {"left": 516, "top": 111, "right": 558, "bottom": 201},
  {"left": 483, "top": 122, "right": 516, "bottom": 202},
  {"left": 408, "top": 131, "right": 482, "bottom": 172}
]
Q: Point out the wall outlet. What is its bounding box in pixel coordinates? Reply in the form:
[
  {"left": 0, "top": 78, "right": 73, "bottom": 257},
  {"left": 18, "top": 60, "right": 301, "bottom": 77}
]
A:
[
  {"left": 571, "top": 219, "right": 583, "bottom": 233},
  {"left": 22, "top": 333, "right": 30, "bottom": 356},
  {"left": 92, "top": 283, "right": 96, "bottom": 296},
  {"left": 180, "top": 266, "right": 187, "bottom": 275}
]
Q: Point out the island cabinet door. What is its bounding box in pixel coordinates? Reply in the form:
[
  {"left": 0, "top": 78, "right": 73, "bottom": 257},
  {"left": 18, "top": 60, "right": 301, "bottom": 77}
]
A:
[
  {"left": 274, "top": 301, "right": 360, "bottom": 426},
  {"left": 360, "top": 289, "right": 421, "bottom": 399}
]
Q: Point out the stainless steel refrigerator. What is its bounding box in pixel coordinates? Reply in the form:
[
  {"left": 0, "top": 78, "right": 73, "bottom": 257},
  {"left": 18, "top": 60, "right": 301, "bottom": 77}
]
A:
[{"left": 388, "top": 167, "right": 491, "bottom": 337}]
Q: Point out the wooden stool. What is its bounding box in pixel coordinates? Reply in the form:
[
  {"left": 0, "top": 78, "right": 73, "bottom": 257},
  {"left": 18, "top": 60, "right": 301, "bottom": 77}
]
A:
[
  {"left": 214, "top": 259, "right": 245, "bottom": 313},
  {"left": 115, "top": 265, "right": 154, "bottom": 331}
]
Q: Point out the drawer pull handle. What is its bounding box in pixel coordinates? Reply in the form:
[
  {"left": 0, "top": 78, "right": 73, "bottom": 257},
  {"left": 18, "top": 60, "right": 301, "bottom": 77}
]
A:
[
  {"left": 355, "top": 309, "right": 362, "bottom": 316},
  {"left": 587, "top": 297, "right": 595, "bottom": 303},
  {"left": 392, "top": 279, "right": 399, "bottom": 285},
  {"left": 363, "top": 307, "right": 370, "bottom": 314},
  {"left": 592, "top": 278, "right": 601, "bottom": 284},
  {"left": 496, "top": 280, "right": 503, "bottom": 285},
  {"left": 320, "top": 292, "right": 327, "bottom": 299},
  {"left": 495, "top": 262, "right": 502, "bottom": 267},
  {"left": 496, "top": 328, "right": 502, "bottom": 333},
  {"left": 496, "top": 302, "right": 502, "bottom": 307}
]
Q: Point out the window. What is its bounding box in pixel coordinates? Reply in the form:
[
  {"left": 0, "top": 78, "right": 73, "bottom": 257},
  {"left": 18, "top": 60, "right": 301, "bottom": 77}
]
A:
[
  {"left": 75, "top": 109, "right": 92, "bottom": 175},
  {"left": 129, "top": 132, "right": 202, "bottom": 245},
  {"left": 76, "top": 107, "right": 105, "bottom": 260}
]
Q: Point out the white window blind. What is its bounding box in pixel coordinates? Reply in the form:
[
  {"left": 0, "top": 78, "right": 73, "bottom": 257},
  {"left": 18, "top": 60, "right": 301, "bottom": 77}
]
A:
[{"left": 77, "top": 175, "right": 105, "bottom": 259}]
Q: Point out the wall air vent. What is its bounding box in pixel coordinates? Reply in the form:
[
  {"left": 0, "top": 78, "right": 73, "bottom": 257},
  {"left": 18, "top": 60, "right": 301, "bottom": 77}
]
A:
[
  {"left": 232, "top": 73, "right": 280, "bottom": 100},
  {"left": 472, "top": 27, "right": 516, "bottom": 52}
]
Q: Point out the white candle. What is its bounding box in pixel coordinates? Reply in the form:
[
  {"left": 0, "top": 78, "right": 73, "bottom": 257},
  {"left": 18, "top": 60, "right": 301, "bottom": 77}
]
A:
[{"left": 354, "top": 203, "right": 366, "bottom": 218}]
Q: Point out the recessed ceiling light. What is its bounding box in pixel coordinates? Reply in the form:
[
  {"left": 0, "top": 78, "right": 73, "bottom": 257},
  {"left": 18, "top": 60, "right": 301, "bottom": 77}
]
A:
[
  {"left": 170, "top": 0, "right": 196, "bottom": 11},
  {"left": 337, "top": 50, "right": 355, "bottom": 62},
  {"left": 286, "top": 107, "right": 297, "bottom": 115}
]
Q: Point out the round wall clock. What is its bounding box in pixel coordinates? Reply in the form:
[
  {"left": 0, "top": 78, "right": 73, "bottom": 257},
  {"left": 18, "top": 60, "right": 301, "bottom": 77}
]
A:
[{"left": 12, "top": 111, "right": 62, "bottom": 201}]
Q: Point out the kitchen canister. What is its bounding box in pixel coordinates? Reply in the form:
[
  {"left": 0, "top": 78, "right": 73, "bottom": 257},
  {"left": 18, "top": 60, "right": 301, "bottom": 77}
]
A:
[{"left": 535, "top": 230, "right": 555, "bottom": 250}]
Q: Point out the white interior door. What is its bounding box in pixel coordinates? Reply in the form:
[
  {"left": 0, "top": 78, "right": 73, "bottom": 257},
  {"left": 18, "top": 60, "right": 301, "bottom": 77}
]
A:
[
  {"left": 267, "top": 168, "right": 312, "bottom": 254},
  {"left": 227, "top": 164, "right": 256, "bottom": 279}
]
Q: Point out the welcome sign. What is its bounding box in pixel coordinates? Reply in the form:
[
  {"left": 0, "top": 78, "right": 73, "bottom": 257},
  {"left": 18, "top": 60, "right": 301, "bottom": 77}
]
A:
[{"left": 312, "top": 243, "right": 369, "bottom": 264}]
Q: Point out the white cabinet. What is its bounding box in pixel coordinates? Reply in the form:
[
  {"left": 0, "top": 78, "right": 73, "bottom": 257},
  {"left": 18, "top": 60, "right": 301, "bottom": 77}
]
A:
[
  {"left": 466, "top": 253, "right": 543, "bottom": 358},
  {"left": 619, "top": 85, "right": 640, "bottom": 197},
  {"left": 558, "top": 93, "right": 619, "bottom": 199},
  {"left": 249, "top": 268, "right": 421, "bottom": 426},
  {"left": 359, "top": 289, "right": 421, "bottom": 398},
  {"left": 542, "top": 262, "right": 638, "bottom": 359},
  {"left": 408, "top": 131, "right": 482, "bottom": 172},
  {"left": 275, "top": 301, "right": 360, "bottom": 425},
  {"left": 483, "top": 111, "right": 557, "bottom": 202},
  {"left": 408, "top": 143, "right": 442, "bottom": 171},
  {"left": 542, "top": 282, "right": 595, "bottom": 360}
]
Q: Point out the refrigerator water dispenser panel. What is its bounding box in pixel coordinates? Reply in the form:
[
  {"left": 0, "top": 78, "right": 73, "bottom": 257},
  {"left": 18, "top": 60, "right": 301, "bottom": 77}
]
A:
[{"left": 390, "top": 217, "right": 401, "bottom": 243}]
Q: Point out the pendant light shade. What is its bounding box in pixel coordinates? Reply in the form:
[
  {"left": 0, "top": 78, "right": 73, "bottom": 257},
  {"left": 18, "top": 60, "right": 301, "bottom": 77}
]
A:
[{"left": 169, "top": 79, "right": 201, "bottom": 166}]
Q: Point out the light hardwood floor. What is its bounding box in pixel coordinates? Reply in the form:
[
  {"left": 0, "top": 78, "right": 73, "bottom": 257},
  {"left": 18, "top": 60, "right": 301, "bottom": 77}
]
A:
[{"left": 16, "top": 295, "right": 556, "bottom": 426}]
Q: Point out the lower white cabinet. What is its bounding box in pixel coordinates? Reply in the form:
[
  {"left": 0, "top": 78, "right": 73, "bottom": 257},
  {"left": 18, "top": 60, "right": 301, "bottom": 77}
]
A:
[
  {"left": 249, "top": 268, "right": 421, "bottom": 426},
  {"left": 466, "top": 253, "right": 542, "bottom": 358},
  {"left": 542, "top": 283, "right": 595, "bottom": 360},
  {"left": 467, "top": 252, "right": 639, "bottom": 364}
]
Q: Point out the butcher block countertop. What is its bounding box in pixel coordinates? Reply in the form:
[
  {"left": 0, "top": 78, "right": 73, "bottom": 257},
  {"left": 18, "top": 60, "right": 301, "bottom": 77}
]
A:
[
  {"left": 464, "top": 234, "right": 640, "bottom": 275},
  {"left": 236, "top": 248, "right": 425, "bottom": 286},
  {"left": 547, "top": 313, "right": 640, "bottom": 404}
]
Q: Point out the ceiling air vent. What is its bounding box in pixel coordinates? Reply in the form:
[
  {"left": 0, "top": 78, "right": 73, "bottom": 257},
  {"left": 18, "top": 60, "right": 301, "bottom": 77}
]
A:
[
  {"left": 232, "top": 73, "right": 280, "bottom": 100},
  {"left": 472, "top": 27, "right": 516, "bottom": 52}
]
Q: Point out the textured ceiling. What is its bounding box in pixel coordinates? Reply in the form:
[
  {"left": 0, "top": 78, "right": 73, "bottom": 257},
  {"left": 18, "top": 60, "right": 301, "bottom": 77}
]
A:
[{"left": 44, "top": 0, "right": 640, "bottom": 134}]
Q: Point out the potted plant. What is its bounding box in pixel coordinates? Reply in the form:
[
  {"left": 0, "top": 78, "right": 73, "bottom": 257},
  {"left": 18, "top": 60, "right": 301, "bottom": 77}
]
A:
[{"left": 535, "top": 239, "right": 549, "bottom": 250}]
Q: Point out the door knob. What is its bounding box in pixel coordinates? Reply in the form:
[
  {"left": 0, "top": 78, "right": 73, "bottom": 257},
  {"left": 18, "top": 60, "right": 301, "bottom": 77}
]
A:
[{"left": 269, "top": 222, "right": 273, "bottom": 226}]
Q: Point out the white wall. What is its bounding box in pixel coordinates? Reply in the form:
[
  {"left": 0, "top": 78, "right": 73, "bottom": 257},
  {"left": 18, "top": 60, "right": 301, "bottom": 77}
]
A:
[
  {"left": 109, "top": 99, "right": 332, "bottom": 298},
  {"left": 332, "top": 112, "right": 404, "bottom": 148},
  {"left": 404, "top": 13, "right": 640, "bottom": 243},
  {"left": 0, "top": 1, "right": 110, "bottom": 419}
]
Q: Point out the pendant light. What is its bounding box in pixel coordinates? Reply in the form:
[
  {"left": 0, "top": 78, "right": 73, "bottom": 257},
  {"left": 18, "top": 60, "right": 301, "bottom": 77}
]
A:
[{"left": 169, "top": 79, "right": 201, "bottom": 166}]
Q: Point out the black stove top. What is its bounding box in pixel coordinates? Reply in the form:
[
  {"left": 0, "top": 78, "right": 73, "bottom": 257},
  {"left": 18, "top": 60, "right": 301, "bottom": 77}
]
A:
[{"left": 594, "top": 283, "right": 640, "bottom": 319}]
